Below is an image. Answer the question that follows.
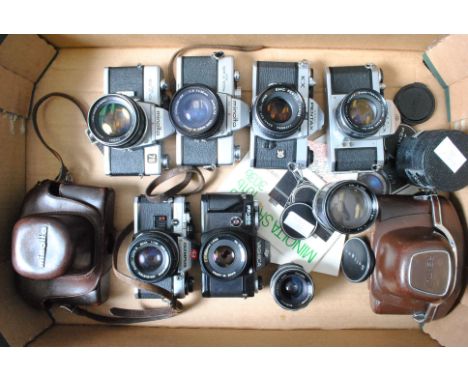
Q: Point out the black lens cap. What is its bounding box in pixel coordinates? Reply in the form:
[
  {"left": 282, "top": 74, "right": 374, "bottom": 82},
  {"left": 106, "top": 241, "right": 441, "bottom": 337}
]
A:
[
  {"left": 280, "top": 203, "right": 317, "bottom": 240},
  {"left": 341, "top": 237, "right": 375, "bottom": 283},
  {"left": 394, "top": 83, "right": 435, "bottom": 125}
]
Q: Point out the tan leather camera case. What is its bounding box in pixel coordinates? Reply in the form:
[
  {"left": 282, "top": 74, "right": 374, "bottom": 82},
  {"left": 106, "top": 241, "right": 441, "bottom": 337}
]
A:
[{"left": 369, "top": 195, "right": 465, "bottom": 323}]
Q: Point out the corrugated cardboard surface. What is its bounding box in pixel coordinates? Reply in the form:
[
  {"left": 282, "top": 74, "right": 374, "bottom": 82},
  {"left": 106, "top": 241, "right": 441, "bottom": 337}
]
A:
[
  {"left": 30, "top": 326, "right": 438, "bottom": 346},
  {"left": 42, "top": 34, "right": 444, "bottom": 51},
  {"left": 0, "top": 66, "right": 34, "bottom": 117},
  {"left": 27, "top": 45, "right": 449, "bottom": 334},
  {"left": 0, "top": 35, "right": 56, "bottom": 82}
]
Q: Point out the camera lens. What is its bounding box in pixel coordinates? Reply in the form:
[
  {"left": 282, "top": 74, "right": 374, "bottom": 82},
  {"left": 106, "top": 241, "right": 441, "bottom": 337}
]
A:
[
  {"left": 357, "top": 172, "right": 389, "bottom": 195},
  {"left": 170, "top": 85, "right": 222, "bottom": 139},
  {"left": 313, "top": 180, "right": 379, "bottom": 234},
  {"left": 337, "top": 89, "right": 387, "bottom": 138},
  {"left": 263, "top": 97, "right": 292, "bottom": 123},
  {"left": 88, "top": 94, "right": 145, "bottom": 148},
  {"left": 213, "top": 246, "right": 236, "bottom": 267},
  {"left": 254, "top": 85, "right": 305, "bottom": 139},
  {"left": 201, "top": 234, "right": 248, "bottom": 280},
  {"left": 134, "top": 246, "right": 164, "bottom": 274},
  {"left": 270, "top": 264, "right": 314, "bottom": 311},
  {"left": 127, "top": 233, "right": 179, "bottom": 283}
]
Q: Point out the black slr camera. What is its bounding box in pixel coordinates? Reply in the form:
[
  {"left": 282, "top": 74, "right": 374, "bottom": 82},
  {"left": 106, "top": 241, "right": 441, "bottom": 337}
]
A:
[
  {"left": 169, "top": 53, "right": 250, "bottom": 167},
  {"left": 325, "top": 64, "right": 401, "bottom": 172},
  {"left": 200, "top": 193, "right": 270, "bottom": 298},
  {"left": 126, "top": 195, "right": 194, "bottom": 299},
  {"left": 250, "top": 60, "right": 324, "bottom": 169},
  {"left": 87, "top": 65, "right": 175, "bottom": 176}
]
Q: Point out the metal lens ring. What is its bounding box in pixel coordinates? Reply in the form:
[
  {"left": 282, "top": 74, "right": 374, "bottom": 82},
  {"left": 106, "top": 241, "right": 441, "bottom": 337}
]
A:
[
  {"left": 337, "top": 89, "right": 388, "bottom": 138},
  {"left": 280, "top": 203, "right": 317, "bottom": 240},
  {"left": 314, "top": 180, "right": 379, "bottom": 234},
  {"left": 201, "top": 235, "right": 248, "bottom": 280},
  {"left": 271, "top": 264, "right": 314, "bottom": 310},
  {"left": 88, "top": 94, "right": 145, "bottom": 148},
  {"left": 169, "top": 85, "right": 223, "bottom": 139},
  {"left": 254, "top": 85, "right": 306, "bottom": 138},
  {"left": 127, "top": 232, "right": 178, "bottom": 283}
]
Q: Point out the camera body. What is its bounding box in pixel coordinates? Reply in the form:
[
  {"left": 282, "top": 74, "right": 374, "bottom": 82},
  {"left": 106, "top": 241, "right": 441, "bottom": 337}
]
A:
[
  {"left": 325, "top": 64, "right": 401, "bottom": 172},
  {"left": 127, "top": 195, "right": 194, "bottom": 299},
  {"left": 87, "top": 65, "right": 175, "bottom": 176},
  {"left": 250, "top": 60, "right": 324, "bottom": 169},
  {"left": 171, "top": 54, "right": 250, "bottom": 167},
  {"left": 199, "top": 193, "right": 270, "bottom": 298}
]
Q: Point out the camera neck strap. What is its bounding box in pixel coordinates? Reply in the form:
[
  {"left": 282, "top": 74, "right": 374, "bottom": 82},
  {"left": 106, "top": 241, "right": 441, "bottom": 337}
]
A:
[{"left": 32, "top": 92, "right": 88, "bottom": 183}]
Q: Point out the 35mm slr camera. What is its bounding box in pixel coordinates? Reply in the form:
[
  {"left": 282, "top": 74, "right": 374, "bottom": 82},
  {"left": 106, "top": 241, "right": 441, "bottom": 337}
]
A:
[
  {"left": 126, "top": 195, "right": 194, "bottom": 299},
  {"left": 325, "top": 64, "right": 401, "bottom": 172},
  {"left": 250, "top": 60, "right": 324, "bottom": 169},
  {"left": 87, "top": 65, "right": 175, "bottom": 176},
  {"left": 170, "top": 53, "right": 250, "bottom": 167},
  {"left": 200, "top": 193, "right": 270, "bottom": 298}
]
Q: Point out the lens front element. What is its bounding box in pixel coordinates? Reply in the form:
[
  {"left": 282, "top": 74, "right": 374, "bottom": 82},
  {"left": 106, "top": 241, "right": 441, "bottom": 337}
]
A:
[
  {"left": 263, "top": 97, "right": 293, "bottom": 124},
  {"left": 96, "top": 102, "right": 132, "bottom": 137},
  {"left": 271, "top": 264, "right": 314, "bottom": 310},
  {"left": 134, "top": 246, "right": 164, "bottom": 274},
  {"left": 347, "top": 98, "right": 377, "bottom": 127}
]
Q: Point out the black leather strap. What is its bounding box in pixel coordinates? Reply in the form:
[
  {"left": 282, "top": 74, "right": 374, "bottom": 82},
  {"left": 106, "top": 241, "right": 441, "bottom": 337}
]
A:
[
  {"left": 256, "top": 61, "right": 298, "bottom": 94},
  {"left": 31, "top": 92, "right": 88, "bottom": 183},
  {"left": 181, "top": 56, "right": 218, "bottom": 89}
]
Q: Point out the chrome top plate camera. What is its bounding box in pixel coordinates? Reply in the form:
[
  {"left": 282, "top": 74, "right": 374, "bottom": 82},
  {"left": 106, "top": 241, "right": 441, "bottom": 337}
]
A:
[
  {"left": 127, "top": 195, "right": 194, "bottom": 299},
  {"left": 325, "top": 64, "right": 401, "bottom": 173},
  {"left": 87, "top": 65, "right": 175, "bottom": 176},
  {"left": 171, "top": 54, "right": 250, "bottom": 167},
  {"left": 250, "top": 60, "right": 324, "bottom": 169}
]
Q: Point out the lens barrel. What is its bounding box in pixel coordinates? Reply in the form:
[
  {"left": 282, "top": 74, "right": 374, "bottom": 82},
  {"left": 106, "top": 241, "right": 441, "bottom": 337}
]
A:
[
  {"left": 313, "top": 180, "right": 379, "bottom": 234},
  {"left": 88, "top": 94, "right": 146, "bottom": 148},
  {"left": 253, "top": 85, "right": 305, "bottom": 139},
  {"left": 336, "top": 89, "right": 388, "bottom": 138},
  {"left": 127, "top": 232, "right": 179, "bottom": 283},
  {"left": 169, "top": 85, "right": 223, "bottom": 139},
  {"left": 270, "top": 263, "right": 314, "bottom": 310}
]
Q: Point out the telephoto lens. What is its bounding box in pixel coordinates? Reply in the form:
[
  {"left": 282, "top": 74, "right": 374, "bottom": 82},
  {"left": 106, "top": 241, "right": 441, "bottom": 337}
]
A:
[
  {"left": 313, "top": 180, "right": 379, "bottom": 234},
  {"left": 270, "top": 263, "right": 315, "bottom": 311},
  {"left": 396, "top": 129, "right": 468, "bottom": 192}
]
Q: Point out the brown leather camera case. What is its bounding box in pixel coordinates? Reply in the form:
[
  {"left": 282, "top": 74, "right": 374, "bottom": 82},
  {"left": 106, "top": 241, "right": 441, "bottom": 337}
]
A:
[
  {"left": 369, "top": 195, "right": 465, "bottom": 323},
  {"left": 11, "top": 180, "right": 115, "bottom": 308}
]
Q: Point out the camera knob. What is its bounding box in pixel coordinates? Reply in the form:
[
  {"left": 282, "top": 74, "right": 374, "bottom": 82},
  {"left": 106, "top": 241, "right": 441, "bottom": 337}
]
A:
[
  {"left": 234, "top": 70, "right": 240, "bottom": 82},
  {"left": 256, "top": 276, "right": 264, "bottom": 291},
  {"left": 309, "top": 76, "right": 316, "bottom": 87},
  {"left": 162, "top": 155, "right": 170, "bottom": 170},
  {"left": 233, "top": 145, "right": 242, "bottom": 162}
]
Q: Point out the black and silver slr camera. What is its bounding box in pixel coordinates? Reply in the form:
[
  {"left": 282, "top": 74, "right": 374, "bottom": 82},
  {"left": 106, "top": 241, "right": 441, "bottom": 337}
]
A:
[
  {"left": 87, "top": 65, "right": 175, "bottom": 176},
  {"left": 250, "top": 60, "right": 324, "bottom": 169},
  {"left": 325, "top": 64, "right": 401, "bottom": 172},
  {"left": 126, "top": 195, "right": 194, "bottom": 299},
  {"left": 199, "top": 193, "right": 270, "bottom": 298},
  {"left": 169, "top": 53, "right": 250, "bottom": 167}
]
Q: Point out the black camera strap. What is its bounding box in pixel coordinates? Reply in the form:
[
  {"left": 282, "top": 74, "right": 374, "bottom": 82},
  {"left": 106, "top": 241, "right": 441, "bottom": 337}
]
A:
[{"left": 31, "top": 92, "right": 88, "bottom": 183}]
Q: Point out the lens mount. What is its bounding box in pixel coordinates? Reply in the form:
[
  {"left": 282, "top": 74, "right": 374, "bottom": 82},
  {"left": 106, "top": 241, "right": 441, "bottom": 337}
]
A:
[
  {"left": 88, "top": 94, "right": 146, "bottom": 148},
  {"left": 201, "top": 232, "right": 248, "bottom": 280},
  {"left": 313, "top": 180, "right": 379, "bottom": 234},
  {"left": 254, "top": 85, "right": 306, "bottom": 139},
  {"left": 169, "top": 85, "right": 223, "bottom": 139},
  {"left": 271, "top": 263, "right": 314, "bottom": 310},
  {"left": 337, "top": 89, "right": 388, "bottom": 138},
  {"left": 127, "top": 231, "right": 179, "bottom": 283}
]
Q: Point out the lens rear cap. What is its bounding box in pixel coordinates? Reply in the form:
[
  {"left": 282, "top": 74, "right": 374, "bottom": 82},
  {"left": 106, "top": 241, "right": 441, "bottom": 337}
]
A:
[
  {"left": 280, "top": 203, "right": 317, "bottom": 240},
  {"left": 394, "top": 83, "right": 435, "bottom": 125},
  {"left": 341, "top": 237, "right": 375, "bottom": 283}
]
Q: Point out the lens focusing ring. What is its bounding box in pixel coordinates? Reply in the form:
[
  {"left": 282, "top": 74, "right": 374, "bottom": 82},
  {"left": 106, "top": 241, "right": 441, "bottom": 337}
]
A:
[
  {"left": 169, "top": 85, "right": 223, "bottom": 139},
  {"left": 127, "top": 231, "right": 179, "bottom": 283},
  {"left": 337, "top": 89, "right": 388, "bottom": 138},
  {"left": 271, "top": 263, "right": 314, "bottom": 311},
  {"left": 254, "top": 85, "right": 306, "bottom": 139},
  {"left": 313, "top": 180, "right": 379, "bottom": 234},
  {"left": 201, "top": 232, "right": 248, "bottom": 280},
  {"left": 88, "top": 94, "right": 146, "bottom": 148}
]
